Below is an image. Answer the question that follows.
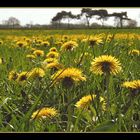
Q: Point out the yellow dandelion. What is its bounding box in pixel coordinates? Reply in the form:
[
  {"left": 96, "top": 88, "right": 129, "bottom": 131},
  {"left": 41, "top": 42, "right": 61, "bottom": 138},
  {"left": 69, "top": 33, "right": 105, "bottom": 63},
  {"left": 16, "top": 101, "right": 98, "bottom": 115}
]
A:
[
  {"left": 55, "top": 41, "right": 63, "bottom": 47},
  {"left": 25, "top": 38, "right": 31, "bottom": 44},
  {"left": 49, "top": 47, "right": 58, "bottom": 52},
  {"left": 30, "top": 47, "right": 37, "bottom": 52},
  {"left": 128, "top": 41, "right": 134, "bottom": 47},
  {"left": 41, "top": 41, "right": 50, "bottom": 47},
  {"left": 45, "top": 62, "right": 63, "bottom": 70},
  {"left": 16, "top": 41, "right": 27, "bottom": 47},
  {"left": 36, "top": 39, "right": 42, "bottom": 44},
  {"left": 41, "top": 59, "right": 59, "bottom": 70},
  {"left": 75, "top": 94, "right": 96, "bottom": 109},
  {"left": 89, "top": 36, "right": 103, "bottom": 46},
  {"left": 23, "top": 36, "right": 28, "bottom": 41},
  {"left": 90, "top": 55, "right": 122, "bottom": 75},
  {"left": 75, "top": 94, "right": 106, "bottom": 110},
  {"left": 0, "top": 58, "right": 2, "bottom": 64},
  {"left": 16, "top": 71, "right": 29, "bottom": 83},
  {"left": 46, "top": 51, "right": 59, "bottom": 59},
  {"left": 33, "top": 50, "right": 44, "bottom": 57},
  {"left": 61, "top": 41, "right": 78, "bottom": 51},
  {"left": 81, "top": 38, "right": 88, "bottom": 43},
  {"left": 0, "top": 40, "right": 3, "bottom": 45},
  {"left": 128, "top": 49, "right": 140, "bottom": 56},
  {"left": 122, "top": 80, "right": 140, "bottom": 90},
  {"left": 1, "top": 58, "right": 5, "bottom": 64},
  {"left": 8, "top": 70, "right": 19, "bottom": 81},
  {"left": 26, "top": 54, "right": 36, "bottom": 59},
  {"left": 31, "top": 107, "right": 58, "bottom": 119},
  {"left": 106, "top": 34, "right": 114, "bottom": 43},
  {"left": 62, "top": 35, "right": 69, "bottom": 42},
  {"left": 43, "top": 58, "right": 58, "bottom": 64},
  {"left": 51, "top": 68, "right": 86, "bottom": 87},
  {"left": 28, "top": 68, "right": 45, "bottom": 79}
]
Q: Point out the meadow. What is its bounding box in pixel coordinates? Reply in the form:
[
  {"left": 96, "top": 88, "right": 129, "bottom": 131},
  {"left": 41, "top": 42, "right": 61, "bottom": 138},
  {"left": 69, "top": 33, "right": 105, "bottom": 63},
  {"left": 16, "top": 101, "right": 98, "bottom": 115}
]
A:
[{"left": 0, "top": 29, "right": 139, "bottom": 132}]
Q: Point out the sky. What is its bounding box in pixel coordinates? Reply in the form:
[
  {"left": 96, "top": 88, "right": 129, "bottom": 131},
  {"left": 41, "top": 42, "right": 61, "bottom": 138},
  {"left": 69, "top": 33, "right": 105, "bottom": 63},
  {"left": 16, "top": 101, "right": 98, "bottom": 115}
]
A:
[{"left": 0, "top": 8, "right": 140, "bottom": 26}]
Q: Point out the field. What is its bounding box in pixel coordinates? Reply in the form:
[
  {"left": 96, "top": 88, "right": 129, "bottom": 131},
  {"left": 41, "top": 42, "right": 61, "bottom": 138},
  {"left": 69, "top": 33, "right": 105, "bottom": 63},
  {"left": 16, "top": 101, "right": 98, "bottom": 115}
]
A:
[{"left": 0, "top": 29, "right": 139, "bottom": 132}]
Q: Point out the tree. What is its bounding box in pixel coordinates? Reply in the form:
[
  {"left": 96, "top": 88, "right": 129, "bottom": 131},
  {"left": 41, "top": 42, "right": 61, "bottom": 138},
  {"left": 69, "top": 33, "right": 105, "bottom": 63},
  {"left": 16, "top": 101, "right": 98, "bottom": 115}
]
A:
[
  {"left": 7, "top": 17, "right": 20, "bottom": 28},
  {"left": 25, "top": 21, "right": 33, "bottom": 28},
  {"left": 52, "top": 11, "right": 79, "bottom": 28},
  {"left": 81, "top": 8, "right": 109, "bottom": 28},
  {"left": 127, "top": 19, "right": 137, "bottom": 28},
  {"left": 96, "top": 9, "right": 108, "bottom": 26},
  {"left": 51, "top": 12, "right": 63, "bottom": 28},
  {"left": 81, "top": 8, "right": 94, "bottom": 28},
  {"left": 114, "top": 17, "right": 121, "bottom": 27},
  {"left": 2, "top": 17, "right": 20, "bottom": 28},
  {"left": 60, "top": 11, "right": 77, "bottom": 28},
  {"left": 108, "top": 12, "right": 131, "bottom": 28}
]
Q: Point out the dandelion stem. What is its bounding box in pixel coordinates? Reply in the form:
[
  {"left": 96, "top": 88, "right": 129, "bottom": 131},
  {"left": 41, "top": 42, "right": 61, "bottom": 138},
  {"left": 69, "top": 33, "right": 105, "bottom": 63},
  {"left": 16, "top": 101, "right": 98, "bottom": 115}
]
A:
[
  {"left": 73, "top": 108, "right": 84, "bottom": 132},
  {"left": 105, "top": 72, "right": 111, "bottom": 119},
  {"left": 67, "top": 90, "right": 72, "bottom": 131},
  {"left": 90, "top": 93, "right": 102, "bottom": 123}
]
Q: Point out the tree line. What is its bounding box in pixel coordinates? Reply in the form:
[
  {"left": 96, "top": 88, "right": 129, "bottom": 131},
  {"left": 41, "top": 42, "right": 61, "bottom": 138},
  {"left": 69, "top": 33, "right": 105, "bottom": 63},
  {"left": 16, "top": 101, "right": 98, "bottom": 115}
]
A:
[
  {"left": 0, "top": 8, "right": 138, "bottom": 29},
  {"left": 51, "top": 8, "right": 137, "bottom": 28}
]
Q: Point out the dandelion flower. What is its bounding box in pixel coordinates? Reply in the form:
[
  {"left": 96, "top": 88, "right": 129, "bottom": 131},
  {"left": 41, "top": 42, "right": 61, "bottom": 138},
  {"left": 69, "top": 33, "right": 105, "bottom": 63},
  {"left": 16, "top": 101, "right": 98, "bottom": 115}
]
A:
[
  {"left": 33, "top": 50, "right": 44, "bottom": 57},
  {"left": 16, "top": 41, "right": 27, "bottom": 47},
  {"left": 8, "top": 70, "right": 19, "bottom": 81},
  {"left": 62, "top": 35, "right": 69, "bottom": 42},
  {"left": 61, "top": 41, "right": 78, "bottom": 51},
  {"left": 41, "top": 41, "right": 50, "bottom": 47},
  {"left": 122, "top": 80, "right": 140, "bottom": 96},
  {"left": 89, "top": 36, "right": 103, "bottom": 46},
  {"left": 106, "top": 34, "right": 114, "bottom": 43},
  {"left": 41, "top": 59, "right": 60, "bottom": 70},
  {"left": 31, "top": 107, "right": 58, "bottom": 119},
  {"left": 55, "top": 41, "right": 63, "bottom": 47},
  {"left": 30, "top": 47, "right": 37, "bottom": 52},
  {"left": 90, "top": 55, "right": 122, "bottom": 75},
  {"left": 45, "top": 62, "right": 63, "bottom": 70},
  {"left": 51, "top": 68, "right": 86, "bottom": 87},
  {"left": 0, "top": 58, "right": 2, "bottom": 64},
  {"left": 122, "top": 80, "right": 140, "bottom": 90},
  {"left": 46, "top": 51, "right": 59, "bottom": 59},
  {"left": 16, "top": 71, "right": 29, "bottom": 83},
  {"left": 28, "top": 68, "right": 45, "bottom": 79},
  {"left": 43, "top": 58, "right": 58, "bottom": 64},
  {"left": 81, "top": 38, "right": 88, "bottom": 43},
  {"left": 75, "top": 94, "right": 106, "bottom": 110},
  {"left": 25, "top": 38, "right": 31, "bottom": 44},
  {"left": 49, "top": 47, "right": 58, "bottom": 52},
  {"left": 26, "top": 54, "right": 36, "bottom": 59},
  {"left": 128, "top": 49, "right": 140, "bottom": 56},
  {"left": 0, "top": 40, "right": 3, "bottom": 45},
  {"left": 36, "top": 39, "right": 43, "bottom": 44}
]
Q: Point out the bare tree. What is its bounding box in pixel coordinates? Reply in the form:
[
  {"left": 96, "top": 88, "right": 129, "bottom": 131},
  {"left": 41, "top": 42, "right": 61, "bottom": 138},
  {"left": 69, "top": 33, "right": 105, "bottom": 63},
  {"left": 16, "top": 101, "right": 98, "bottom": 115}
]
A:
[{"left": 5, "top": 17, "right": 20, "bottom": 28}]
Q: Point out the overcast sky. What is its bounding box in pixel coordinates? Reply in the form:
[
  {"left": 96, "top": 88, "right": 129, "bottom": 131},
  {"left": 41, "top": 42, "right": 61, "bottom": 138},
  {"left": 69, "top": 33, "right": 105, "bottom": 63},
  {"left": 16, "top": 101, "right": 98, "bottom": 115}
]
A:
[{"left": 0, "top": 8, "right": 140, "bottom": 26}]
